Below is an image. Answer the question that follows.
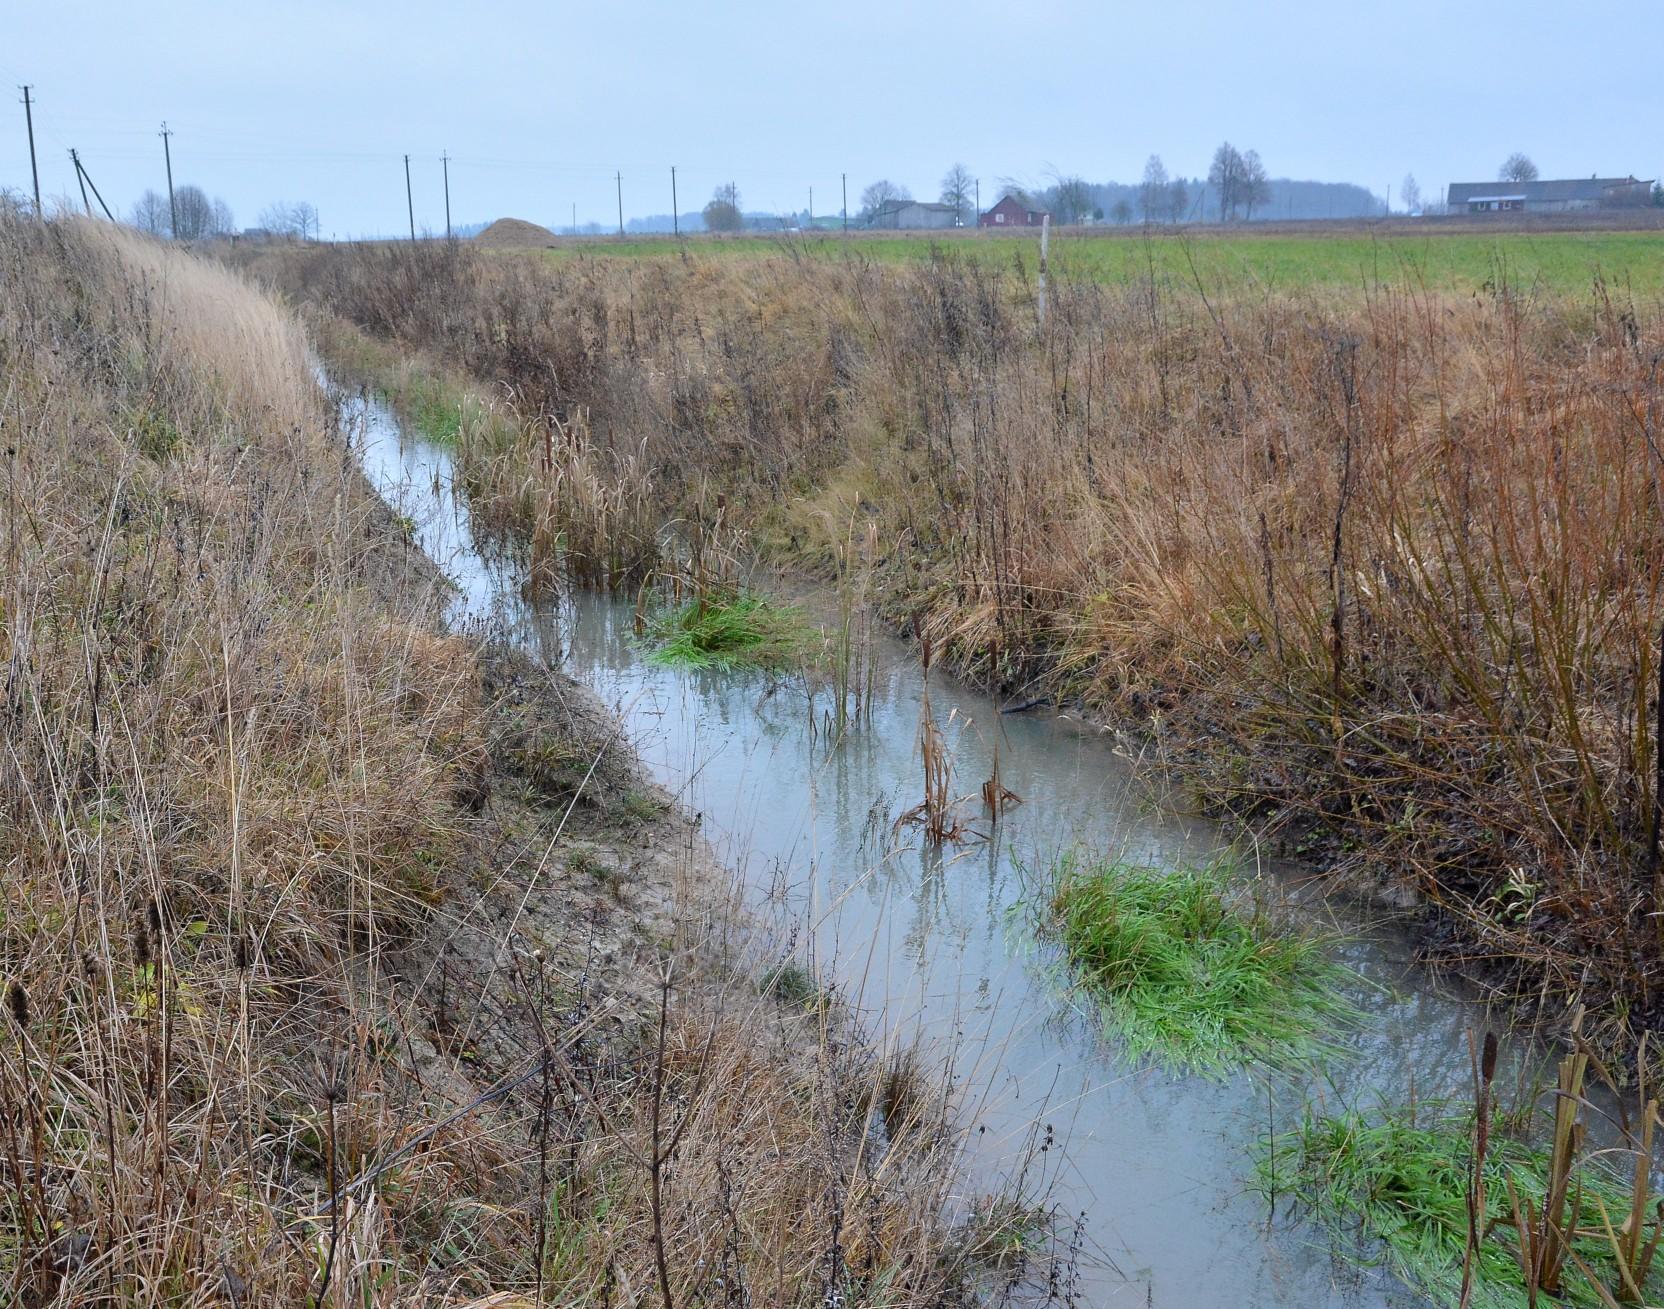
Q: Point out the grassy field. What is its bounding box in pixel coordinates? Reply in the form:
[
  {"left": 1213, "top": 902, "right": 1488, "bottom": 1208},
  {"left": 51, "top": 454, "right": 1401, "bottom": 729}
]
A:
[{"left": 511, "top": 226, "right": 1664, "bottom": 294}]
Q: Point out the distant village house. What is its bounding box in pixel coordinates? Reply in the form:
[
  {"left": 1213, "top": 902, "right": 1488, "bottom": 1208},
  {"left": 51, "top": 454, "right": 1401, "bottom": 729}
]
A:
[
  {"left": 1447, "top": 175, "right": 1653, "bottom": 214},
  {"left": 978, "top": 195, "right": 1049, "bottom": 228},
  {"left": 867, "top": 200, "right": 962, "bottom": 230}
]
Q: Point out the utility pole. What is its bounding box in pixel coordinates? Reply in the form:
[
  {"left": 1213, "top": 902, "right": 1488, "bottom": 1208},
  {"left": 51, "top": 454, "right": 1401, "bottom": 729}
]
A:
[
  {"left": 20, "top": 87, "right": 40, "bottom": 217},
  {"left": 159, "top": 123, "right": 177, "bottom": 237},
  {"left": 671, "top": 166, "right": 678, "bottom": 236},
  {"left": 975, "top": 178, "right": 981, "bottom": 222},
  {"left": 571, "top": 202, "right": 576, "bottom": 234},
  {"left": 69, "top": 149, "right": 89, "bottom": 215},
  {"left": 73, "top": 151, "right": 114, "bottom": 221},
  {"left": 841, "top": 173, "right": 847, "bottom": 232},
  {"left": 404, "top": 154, "right": 415, "bottom": 239},
  {"left": 616, "top": 171, "right": 623, "bottom": 237},
  {"left": 808, "top": 186, "right": 813, "bottom": 227},
  {"left": 441, "top": 152, "right": 451, "bottom": 239}
]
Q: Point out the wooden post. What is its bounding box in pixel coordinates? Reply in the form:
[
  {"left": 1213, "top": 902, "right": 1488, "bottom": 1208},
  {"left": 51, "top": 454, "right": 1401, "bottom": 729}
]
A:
[{"left": 1037, "top": 213, "right": 1050, "bottom": 326}]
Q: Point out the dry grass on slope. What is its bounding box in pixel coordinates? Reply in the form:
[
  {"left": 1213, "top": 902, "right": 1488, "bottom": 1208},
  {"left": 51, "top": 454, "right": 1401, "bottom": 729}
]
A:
[
  {"left": 2, "top": 212, "right": 1029, "bottom": 1308},
  {"left": 0, "top": 205, "right": 494, "bottom": 1304}
]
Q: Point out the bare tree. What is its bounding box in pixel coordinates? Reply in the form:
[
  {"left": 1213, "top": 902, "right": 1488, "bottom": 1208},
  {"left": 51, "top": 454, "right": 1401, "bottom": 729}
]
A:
[
  {"left": 1240, "top": 150, "right": 1270, "bottom": 221},
  {"left": 1049, "top": 175, "right": 1093, "bottom": 225},
  {"left": 939, "top": 163, "right": 974, "bottom": 225},
  {"left": 859, "top": 179, "right": 911, "bottom": 221},
  {"left": 1167, "top": 178, "right": 1190, "bottom": 224},
  {"left": 129, "top": 189, "right": 170, "bottom": 236},
  {"left": 1140, "top": 155, "right": 1169, "bottom": 223},
  {"left": 1499, "top": 153, "right": 1539, "bottom": 183},
  {"left": 259, "top": 200, "right": 319, "bottom": 239},
  {"left": 170, "top": 185, "right": 217, "bottom": 240},
  {"left": 1209, "top": 142, "right": 1243, "bottom": 220},
  {"left": 1400, "top": 174, "right": 1422, "bottom": 215},
  {"left": 211, "top": 198, "right": 235, "bottom": 237},
  {"left": 1111, "top": 199, "right": 1133, "bottom": 225},
  {"left": 703, "top": 183, "right": 743, "bottom": 233}
]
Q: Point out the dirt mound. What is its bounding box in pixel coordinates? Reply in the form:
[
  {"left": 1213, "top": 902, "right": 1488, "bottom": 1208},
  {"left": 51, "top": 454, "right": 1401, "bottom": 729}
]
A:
[{"left": 473, "top": 216, "right": 558, "bottom": 248}]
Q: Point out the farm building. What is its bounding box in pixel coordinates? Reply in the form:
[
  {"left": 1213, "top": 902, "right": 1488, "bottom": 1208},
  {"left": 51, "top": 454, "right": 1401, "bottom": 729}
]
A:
[
  {"left": 867, "top": 200, "right": 962, "bottom": 230},
  {"left": 1446, "top": 176, "right": 1653, "bottom": 214},
  {"left": 978, "top": 195, "right": 1050, "bottom": 227}
]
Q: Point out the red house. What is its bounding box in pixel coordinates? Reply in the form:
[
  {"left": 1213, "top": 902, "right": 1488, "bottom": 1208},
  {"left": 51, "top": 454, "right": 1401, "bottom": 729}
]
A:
[{"left": 978, "top": 195, "right": 1049, "bottom": 228}]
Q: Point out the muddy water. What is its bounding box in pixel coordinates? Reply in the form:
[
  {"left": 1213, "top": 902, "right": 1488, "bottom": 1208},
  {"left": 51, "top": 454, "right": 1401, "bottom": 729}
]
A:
[{"left": 341, "top": 378, "right": 1554, "bottom": 1309}]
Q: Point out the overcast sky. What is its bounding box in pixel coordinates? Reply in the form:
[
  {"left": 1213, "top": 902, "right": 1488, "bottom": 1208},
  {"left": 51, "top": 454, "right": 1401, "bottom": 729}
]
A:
[{"left": 4, "top": 0, "right": 1660, "bottom": 235}]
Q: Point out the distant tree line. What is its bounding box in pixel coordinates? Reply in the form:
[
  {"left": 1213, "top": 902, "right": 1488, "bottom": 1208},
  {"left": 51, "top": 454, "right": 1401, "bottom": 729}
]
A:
[
  {"left": 129, "top": 184, "right": 235, "bottom": 240},
  {"left": 949, "top": 145, "right": 1383, "bottom": 226},
  {"left": 257, "top": 200, "right": 319, "bottom": 240}
]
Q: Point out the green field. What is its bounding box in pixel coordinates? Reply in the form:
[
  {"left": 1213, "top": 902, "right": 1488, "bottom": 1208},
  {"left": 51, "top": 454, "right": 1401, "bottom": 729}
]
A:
[{"left": 514, "top": 227, "right": 1664, "bottom": 295}]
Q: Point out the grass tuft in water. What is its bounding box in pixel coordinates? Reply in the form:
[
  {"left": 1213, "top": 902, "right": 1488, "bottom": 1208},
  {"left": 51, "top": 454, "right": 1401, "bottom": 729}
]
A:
[
  {"left": 644, "top": 587, "right": 812, "bottom": 672},
  {"left": 1258, "top": 1106, "right": 1662, "bottom": 1309},
  {"left": 1045, "top": 855, "right": 1356, "bottom": 1076}
]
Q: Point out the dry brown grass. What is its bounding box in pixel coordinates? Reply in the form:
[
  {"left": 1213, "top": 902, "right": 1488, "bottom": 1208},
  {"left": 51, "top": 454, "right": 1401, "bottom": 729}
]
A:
[
  {"left": 3, "top": 212, "right": 1024, "bottom": 1307},
  {"left": 230, "top": 234, "right": 1664, "bottom": 1052}
]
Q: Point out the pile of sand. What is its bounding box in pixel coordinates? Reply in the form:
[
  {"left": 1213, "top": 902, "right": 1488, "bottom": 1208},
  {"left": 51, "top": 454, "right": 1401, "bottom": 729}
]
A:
[{"left": 473, "top": 217, "right": 558, "bottom": 248}]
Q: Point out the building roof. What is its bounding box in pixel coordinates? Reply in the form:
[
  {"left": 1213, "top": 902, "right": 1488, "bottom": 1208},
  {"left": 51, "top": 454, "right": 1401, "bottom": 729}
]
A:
[
  {"left": 873, "top": 199, "right": 959, "bottom": 215},
  {"left": 984, "top": 194, "right": 1050, "bottom": 215},
  {"left": 1447, "top": 176, "right": 1649, "bottom": 205}
]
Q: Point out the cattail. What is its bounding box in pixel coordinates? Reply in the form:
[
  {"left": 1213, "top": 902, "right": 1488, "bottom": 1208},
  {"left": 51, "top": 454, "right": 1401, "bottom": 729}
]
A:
[
  {"left": 7, "top": 980, "right": 27, "bottom": 1028},
  {"left": 133, "top": 913, "right": 152, "bottom": 968},
  {"left": 1481, "top": 1030, "right": 1498, "bottom": 1082}
]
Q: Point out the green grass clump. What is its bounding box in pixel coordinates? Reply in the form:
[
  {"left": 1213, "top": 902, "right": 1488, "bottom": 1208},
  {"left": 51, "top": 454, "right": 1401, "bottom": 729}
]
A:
[
  {"left": 397, "top": 374, "right": 467, "bottom": 445},
  {"left": 643, "top": 588, "right": 812, "bottom": 671},
  {"left": 759, "top": 960, "right": 830, "bottom": 1012},
  {"left": 1259, "top": 1107, "right": 1659, "bottom": 1309},
  {"left": 1045, "top": 855, "right": 1356, "bottom": 1076}
]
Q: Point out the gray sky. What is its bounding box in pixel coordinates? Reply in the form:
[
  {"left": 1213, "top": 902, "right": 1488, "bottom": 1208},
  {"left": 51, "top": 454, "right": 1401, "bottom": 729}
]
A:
[{"left": 4, "top": 0, "right": 1659, "bottom": 234}]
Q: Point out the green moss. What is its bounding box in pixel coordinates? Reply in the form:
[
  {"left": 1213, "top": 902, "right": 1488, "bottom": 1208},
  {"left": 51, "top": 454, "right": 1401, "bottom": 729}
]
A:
[{"left": 1044, "top": 854, "right": 1357, "bottom": 1076}]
